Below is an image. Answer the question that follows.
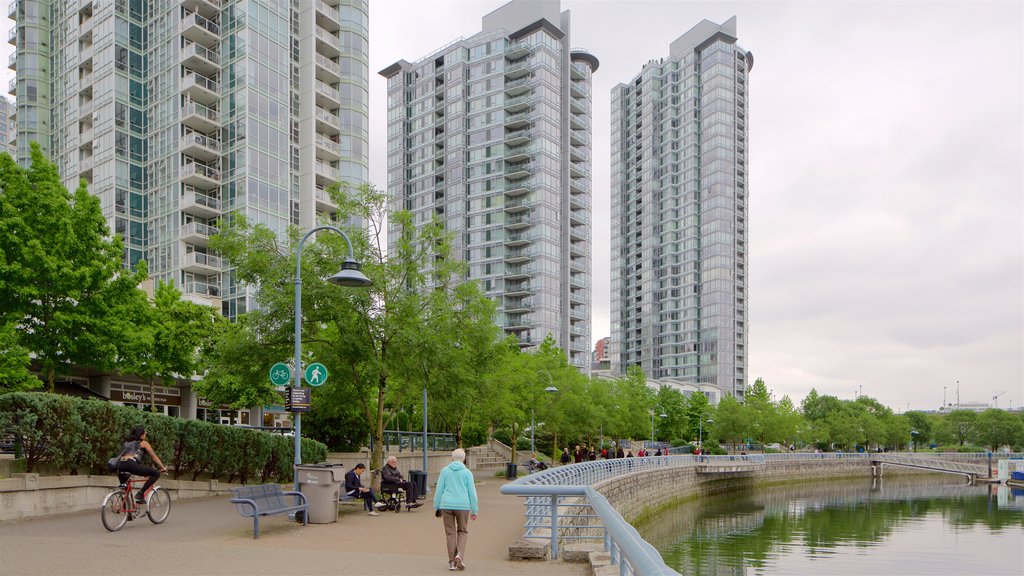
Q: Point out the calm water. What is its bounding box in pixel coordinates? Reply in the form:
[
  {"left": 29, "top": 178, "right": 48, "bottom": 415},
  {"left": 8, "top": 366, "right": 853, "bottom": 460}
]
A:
[{"left": 637, "top": 475, "right": 1024, "bottom": 575}]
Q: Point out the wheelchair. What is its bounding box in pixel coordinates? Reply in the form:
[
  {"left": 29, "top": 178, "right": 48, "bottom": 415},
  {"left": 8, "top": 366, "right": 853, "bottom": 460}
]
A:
[{"left": 378, "top": 481, "right": 408, "bottom": 513}]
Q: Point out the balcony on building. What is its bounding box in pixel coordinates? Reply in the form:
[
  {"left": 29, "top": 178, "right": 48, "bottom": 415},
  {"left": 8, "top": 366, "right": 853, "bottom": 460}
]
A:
[
  {"left": 504, "top": 61, "right": 530, "bottom": 80},
  {"left": 504, "top": 128, "right": 531, "bottom": 147},
  {"left": 504, "top": 110, "right": 533, "bottom": 130},
  {"left": 503, "top": 296, "right": 533, "bottom": 313},
  {"left": 504, "top": 161, "right": 532, "bottom": 180},
  {"left": 504, "top": 231, "right": 535, "bottom": 247},
  {"left": 8, "top": 26, "right": 16, "bottom": 46},
  {"left": 315, "top": 0, "right": 341, "bottom": 32},
  {"left": 182, "top": 251, "right": 222, "bottom": 275},
  {"left": 315, "top": 134, "right": 341, "bottom": 162},
  {"left": 181, "top": 11, "right": 219, "bottom": 47},
  {"left": 569, "top": 288, "right": 586, "bottom": 306},
  {"left": 570, "top": 129, "right": 589, "bottom": 147},
  {"left": 315, "top": 25, "right": 341, "bottom": 58},
  {"left": 569, "top": 272, "right": 589, "bottom": 289},
  {"left": 7, "top": 77, "right": 13, "bottom": 96},
  {"left": 181, "top": 131, "right": 219, "bottom": 162},
  {"left": 181, "top": 71, "right": 220, "bottom": 106},
  {"left": 181, "top": 0, "right": 220, "bottom": 20},
  {"left": 181, "top": 161, "right": 220, "bottom": 189},
  {"left": 569, "top": 255, "right": 588, "bottom": 273},
  {"left": 182, "top": 41, "right": 219, "bottom": 77},
  {"left": 181, "top": 101, "right": 219, "bottom": 133},
  {"left": 570, "top": 176, "right": 585, "bottom": 194},
  {"left": 570, "top": 162, "right": 586, "bottom": 178},
  {"left": 503, "top": 77, "right": 532, "bottom": 97},
  {"left": 181, "top": 185, "right": 221, "bottom": 218},
  {"left": 7, "top": 1, "right": 16, "bottom": 19},
  {"left": 569, "top": 144, "right": 585, "bottom": 163},
  {"left": 315, "top": 53, "right": 341, "bottom": 84},
  {"left": 503, "top": 314, "right": 535, "bottom": 330},
  {"left": 570, "top": 83, "right": 587, "bottom": 100},
  {"left": 569, "top": 238, "right": 585, "bottom": 257},
  {"left": 504, "top": 214, "right": 531, "bottom": 231},
  {"left": 505, "top": 281, "right": 532, "bottom": 296},
  {"left": 504, "top": 42, "right": 531, "bottom": 61},
  {"left": 503, "top": 94, "right": 532, "bottom": 113},
  {"left": 315, "top": 160, "right": 341, "bottom": 186},
  {"left": 570, "top": 112, "right": 586, "bottom": 130},
  {"left": 503, "top": 246, "right": 533, "bottom": 264},
  {"left": 315, "top": 106, "right": 341, "bottom": 135},
  {"left": 569, "top": 209, "right": 589, "bottom": 227},
  {"left": 504, "top": 179, "right": 533, "bottom": 197},
  {"left": 503, "top": 196, "right": 532, "bottom": 215},
  {"left": 315, "top": 185, "right": 339, "bottom": 214},
  {"left": 504, "top": 143, "right": 532, "bottom": 163},
  {"left": 7, "top": 52, "right": 14, "bottom": 71},
  {"left": 315, "top": 79, "right": 341, "bottom": 108},
  {"left": 182, "top": 280, "right": 221, "bottom": 301},
  {"left": 181, "top": 221, "right": 219, "bottom": 247}
]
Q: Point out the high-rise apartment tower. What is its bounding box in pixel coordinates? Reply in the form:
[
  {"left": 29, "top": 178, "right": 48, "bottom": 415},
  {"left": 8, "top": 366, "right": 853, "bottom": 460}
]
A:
[
  {"left": 9, "top": 0, "right": 369, "bottom": 318},
  {"left": 610, "top": 18, "right": 752, "bottom": 399},
  {"left": 380, "top": 0, "right": 597, "bottom": 370},
  {"left": 0, "top": 97, "right": 14, "bottom": 156}
]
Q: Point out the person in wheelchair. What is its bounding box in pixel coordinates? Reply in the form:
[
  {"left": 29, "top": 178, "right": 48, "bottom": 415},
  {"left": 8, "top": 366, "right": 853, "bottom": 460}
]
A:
[
  {"left": 380, "top": 455, "right": 422, "bottom": 510},
  {"left": 528, "top": 452, "right": 548, "bottom": 473}
]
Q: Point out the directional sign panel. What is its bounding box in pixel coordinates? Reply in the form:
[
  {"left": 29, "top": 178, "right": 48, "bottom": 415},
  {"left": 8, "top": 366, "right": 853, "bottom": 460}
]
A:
[
  {"left": 269, "top": 363, "right": 292, "bottom": 386},
  {"left": 304, "top": 363, "right": 328, "bottom": 387},
  {"left": 285, "top": 387, "right": 311, "bottom": 412}
]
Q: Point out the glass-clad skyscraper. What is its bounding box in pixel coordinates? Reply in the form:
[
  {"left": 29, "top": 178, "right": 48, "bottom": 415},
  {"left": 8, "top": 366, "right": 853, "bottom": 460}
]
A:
[
  {"left": 9, "top": 0, "right": 369, "bottom": 318},
  {"left": 380, "top": 0, "right": 597, "bottom": 370},
  {"left": 610, "top": 18, "right": 752, "bottom": 398}
]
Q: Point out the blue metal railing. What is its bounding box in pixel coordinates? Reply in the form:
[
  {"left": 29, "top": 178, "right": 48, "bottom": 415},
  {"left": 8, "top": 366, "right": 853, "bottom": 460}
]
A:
[{"left": 499, "top": 452, "right": 1019, "bottom": 575}]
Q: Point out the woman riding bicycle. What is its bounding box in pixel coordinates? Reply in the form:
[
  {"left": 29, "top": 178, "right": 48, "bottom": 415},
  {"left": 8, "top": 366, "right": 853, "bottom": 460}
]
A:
[{"left": 116, "top": 425, "right": 167, "bottom": 503}]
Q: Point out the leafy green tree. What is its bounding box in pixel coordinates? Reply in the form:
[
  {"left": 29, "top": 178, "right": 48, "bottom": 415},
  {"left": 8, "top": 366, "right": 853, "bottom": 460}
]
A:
[
  {"left": 712, "top": 395, "right": 748, "bottom": 448},
  {"left": 0, "top": 323, "right": 33, "bottom": 392},
  {"left": 942, "top": 410, "right": 978, "bottom": 446},
  {"left": 905, "top": 411, "right": 933, "bottom": 447},
  {"left": 974, "top": 409, "right": 1024, "bottom": 451},
  {"left": 684, "top": 390, "right": 712, "bottom": 443},
  {"left": 653, "top": 386, "right": 688, "bottom": 442},
  {"left": 0, "top": 145, "right": 145, "bottom": 389}
]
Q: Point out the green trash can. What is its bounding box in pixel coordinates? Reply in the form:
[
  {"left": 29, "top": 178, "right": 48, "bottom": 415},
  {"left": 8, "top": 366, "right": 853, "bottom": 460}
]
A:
[{"left": 505, "top": 462, "right": 518, "bottom": 479}]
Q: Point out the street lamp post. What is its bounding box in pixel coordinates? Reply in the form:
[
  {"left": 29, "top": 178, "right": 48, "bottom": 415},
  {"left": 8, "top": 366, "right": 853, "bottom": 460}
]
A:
[
  {"left": 650, "top": 404, "right": 667, "bottom": 444},
  {"left": 292, "top": 225, "right": 371, "bottom": 494},
  {"left": 910, "top": 429, "right": 919, "bottom": 453},
  {"left": 698, "top": 412, "right": 714, "bottom": 452},
  {"left": 531, "top": 371, "right": 558, "bottom": 454}
]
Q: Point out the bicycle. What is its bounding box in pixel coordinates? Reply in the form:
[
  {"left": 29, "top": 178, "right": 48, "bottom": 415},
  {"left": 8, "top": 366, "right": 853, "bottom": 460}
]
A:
[{"left": 101, "top": 475, "right": 171, "bottom": 532}]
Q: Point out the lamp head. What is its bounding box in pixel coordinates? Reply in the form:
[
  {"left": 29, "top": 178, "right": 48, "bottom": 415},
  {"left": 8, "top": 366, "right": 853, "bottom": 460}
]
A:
[
  {"left": 706, "top": 418, "right": 714, "bottom": 424},
  {"left": 545, "top": 386, "right": 559, "bottom": 393},
  {"left": 327, "top": 259, "right": 372, "bottom": 287}
]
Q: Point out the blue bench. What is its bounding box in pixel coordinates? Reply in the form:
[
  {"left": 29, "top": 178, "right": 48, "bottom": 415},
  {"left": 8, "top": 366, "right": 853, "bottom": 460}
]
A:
[{"left": 230, "top": 484, "right": 308, "bottom": 539}]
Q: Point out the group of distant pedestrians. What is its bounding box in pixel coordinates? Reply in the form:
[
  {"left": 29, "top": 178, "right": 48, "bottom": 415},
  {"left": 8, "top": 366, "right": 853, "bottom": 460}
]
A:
[{"left": 558, "top": 443, "right": 667, "bottom": 465}]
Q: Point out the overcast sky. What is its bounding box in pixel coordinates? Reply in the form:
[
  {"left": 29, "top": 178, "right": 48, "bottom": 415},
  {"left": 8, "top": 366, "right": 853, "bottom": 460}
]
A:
[{"left": 4, "top": 1, "right": 1021, "bottom": 413}]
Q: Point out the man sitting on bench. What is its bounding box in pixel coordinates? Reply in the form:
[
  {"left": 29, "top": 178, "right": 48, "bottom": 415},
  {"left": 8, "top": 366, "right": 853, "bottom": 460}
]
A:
[{"left": 380, "top": 455, "right": 422, "bottom": 509}]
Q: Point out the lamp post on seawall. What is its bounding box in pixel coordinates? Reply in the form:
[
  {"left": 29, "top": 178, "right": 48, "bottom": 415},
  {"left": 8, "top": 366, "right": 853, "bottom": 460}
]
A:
[
  {"left": 422, "top": 386, "right": 428, "bottom": 495},
  {"left": 910, "top": 430, "right": 919, "bottom": 453},
  {"left": 531, "top": 370, "right": 558, "bottom": 454},
  {"left": 698, "top": 412, "right": 714, "bottom": 453},
  {"left": 650, "top": 404, "right": 667, "bottom": 444},
  {"left": 292, "top": 225, "right": 371, "bottom": 495}
]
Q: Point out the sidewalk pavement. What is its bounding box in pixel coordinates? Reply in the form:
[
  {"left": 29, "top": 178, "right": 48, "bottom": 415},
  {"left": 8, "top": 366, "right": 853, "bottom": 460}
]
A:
[{"left": 0, "top": 477, "right": 589, "bottom": 576}]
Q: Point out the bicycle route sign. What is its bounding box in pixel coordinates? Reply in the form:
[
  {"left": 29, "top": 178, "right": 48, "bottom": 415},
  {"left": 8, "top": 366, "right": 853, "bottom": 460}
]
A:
[
  {"left": 304, "top": 363, "right": 328, "bottom": 386},
  {"left": 269, "top": 362, "right": 292, "bottom": 386}
]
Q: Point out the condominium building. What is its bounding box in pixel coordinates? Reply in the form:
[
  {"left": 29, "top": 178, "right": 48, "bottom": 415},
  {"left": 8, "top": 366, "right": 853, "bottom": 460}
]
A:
[
  {"left": 0, "top": 96, "right": 14, "bottom": 155},
  {"left": 8, "top": 0, "right": 369, "bottom": 319},
  {"left": 380, "top": 0, "right": 597, "bottom": 370},
  {"left": 610, "top": 18, "right": 752, "bottom": 399}
]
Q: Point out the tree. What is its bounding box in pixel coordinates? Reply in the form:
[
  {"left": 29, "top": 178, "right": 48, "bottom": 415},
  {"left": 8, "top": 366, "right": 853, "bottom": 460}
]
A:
[
  {"left": 684, "top": 390, "right": 712, "bottom": 443},
  {"left": 712, "top": 395, "right": 748, "bottom": 448},
  {"left": 974, "top": 409, "right": 1024, "bottom": 451},
  {"left": 905, "top": 411, "right": 933, "bottom": 447},
  {"left": 942, "top": 410, "right": 978, "bottom": 446},
  {"left": 0, "top": 145, "right": 146, "bottom": 389}
]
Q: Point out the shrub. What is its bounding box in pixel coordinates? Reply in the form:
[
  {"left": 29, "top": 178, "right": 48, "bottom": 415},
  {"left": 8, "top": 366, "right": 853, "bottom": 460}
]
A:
[{"left": 0, "top": 391, "right": 326, "bottom": 482}]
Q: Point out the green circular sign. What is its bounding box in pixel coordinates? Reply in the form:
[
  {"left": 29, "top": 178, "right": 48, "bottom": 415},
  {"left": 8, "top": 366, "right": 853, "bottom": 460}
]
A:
[
  {"left": 269, "top": 363, "right": 292, "bottom": 386},
  {"left": 304, "top": 363, "right": 329, "bottom": 386}
]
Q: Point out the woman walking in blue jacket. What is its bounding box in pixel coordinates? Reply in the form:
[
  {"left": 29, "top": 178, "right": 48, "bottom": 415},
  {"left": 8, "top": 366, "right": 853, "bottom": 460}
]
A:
[{"left": 433, "top": 448, "right": 478, "bottom": 571}]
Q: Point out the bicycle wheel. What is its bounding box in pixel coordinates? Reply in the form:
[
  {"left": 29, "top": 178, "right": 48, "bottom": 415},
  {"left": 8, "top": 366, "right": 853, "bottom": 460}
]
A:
[
  {"left": 101, "top": 490, "right": 129, "bottom": 532},
  {"left": 146, "top": 487, "right": 171, "bottom": 524}
]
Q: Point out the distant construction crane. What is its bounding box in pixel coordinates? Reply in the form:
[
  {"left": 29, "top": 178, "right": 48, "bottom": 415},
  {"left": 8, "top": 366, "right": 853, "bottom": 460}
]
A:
[{"left": 993, "top": 390, "right": 1007, "bottom": 409}]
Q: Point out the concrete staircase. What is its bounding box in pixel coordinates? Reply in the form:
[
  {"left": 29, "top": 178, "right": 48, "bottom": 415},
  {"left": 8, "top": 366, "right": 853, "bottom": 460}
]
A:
[{"left": 468, "top": 444, "right": 511, "bottom": 475}]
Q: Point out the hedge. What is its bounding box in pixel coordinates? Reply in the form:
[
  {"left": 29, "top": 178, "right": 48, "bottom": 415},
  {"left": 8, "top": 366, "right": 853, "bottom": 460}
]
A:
[{"left": 0, "top": 392, "right": 326, "bottom": 483}]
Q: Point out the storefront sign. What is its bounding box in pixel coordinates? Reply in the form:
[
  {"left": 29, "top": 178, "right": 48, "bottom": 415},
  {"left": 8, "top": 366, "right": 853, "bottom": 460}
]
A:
[{"left": 111, "top": 390, "right": 181, "bottom": 406}]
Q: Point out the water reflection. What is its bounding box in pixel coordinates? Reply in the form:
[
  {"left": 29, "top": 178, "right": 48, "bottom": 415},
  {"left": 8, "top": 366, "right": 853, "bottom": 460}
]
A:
[{"left": 637, "top": 476, "right": 1024, "bottom": 576}]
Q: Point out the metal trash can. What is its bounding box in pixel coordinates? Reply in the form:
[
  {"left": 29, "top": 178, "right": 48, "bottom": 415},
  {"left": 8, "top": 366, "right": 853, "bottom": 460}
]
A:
[
  {"left": 505, "top": 462, "right": 518, "bottom": 479},
  {"left": 295, "top": 463, "right": 345, "bottom": 524},
  {"left": 409, "top": 470, "right": 427, "bottom": 499}
]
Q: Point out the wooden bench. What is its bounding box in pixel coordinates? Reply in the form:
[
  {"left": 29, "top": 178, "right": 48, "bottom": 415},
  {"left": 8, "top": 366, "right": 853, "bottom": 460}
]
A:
[{"left": 230, "top": 484, "right": 308, "bottom": 539}]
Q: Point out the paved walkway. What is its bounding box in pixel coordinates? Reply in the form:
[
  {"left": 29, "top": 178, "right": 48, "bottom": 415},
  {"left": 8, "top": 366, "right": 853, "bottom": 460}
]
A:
[{"left": 0, "top": 478, "right": 589, "bottom": 576}]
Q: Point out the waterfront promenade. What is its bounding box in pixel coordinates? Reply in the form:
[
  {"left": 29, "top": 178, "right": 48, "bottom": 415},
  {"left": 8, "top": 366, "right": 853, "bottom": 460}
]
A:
[{"left": 0, "top": 478, "right": 588, "bottom": 576}]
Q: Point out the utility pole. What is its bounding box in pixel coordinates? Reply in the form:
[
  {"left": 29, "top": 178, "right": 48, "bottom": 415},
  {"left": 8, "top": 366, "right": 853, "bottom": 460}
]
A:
[{"left": 956, "top": 380, "right": 960, "bottom": 408}]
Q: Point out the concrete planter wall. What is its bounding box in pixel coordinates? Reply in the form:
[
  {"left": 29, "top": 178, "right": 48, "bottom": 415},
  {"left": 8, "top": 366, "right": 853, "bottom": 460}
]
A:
[{"left": 0, "top": 473, "right": 235, "bottom": 522}]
